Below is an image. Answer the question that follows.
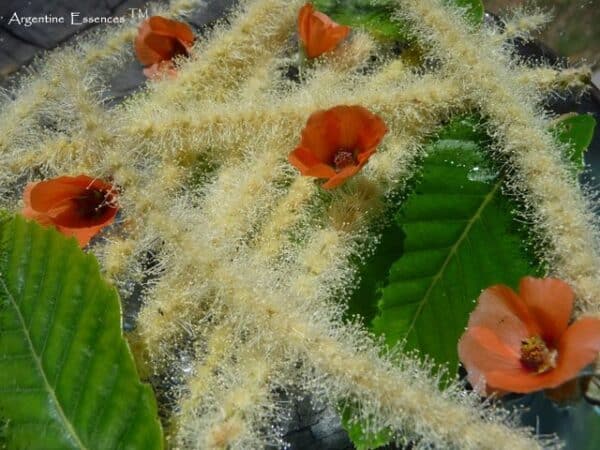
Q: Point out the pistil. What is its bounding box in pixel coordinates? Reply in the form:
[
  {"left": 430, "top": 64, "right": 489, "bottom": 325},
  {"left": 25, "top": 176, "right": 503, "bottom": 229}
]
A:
[
  {"left": 520, "top": 335, "right": 557, "bottom": 374},
  {"left": 333, "top": 150, "right": 356, "bottom": 171}
]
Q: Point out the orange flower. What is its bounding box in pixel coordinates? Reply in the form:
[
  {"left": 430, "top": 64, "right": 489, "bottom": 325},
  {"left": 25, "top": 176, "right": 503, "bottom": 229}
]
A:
[
  {"left": 22, "top": 175, "right": 119, "bottom": 247},
  {"left": 298, "top": 3, "right": 350, "bottom": 59},
  {"left": 458, "top": 277, "right": 600, "bottom": 396},
  {"left": 134, "top": 16, "right": 195, "bottom": 78},
  {"left": 288, "top": 105, "right": 387, "bottom": 189}
]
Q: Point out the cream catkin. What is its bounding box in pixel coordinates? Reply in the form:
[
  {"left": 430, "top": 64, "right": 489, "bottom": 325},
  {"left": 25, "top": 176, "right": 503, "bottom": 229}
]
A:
[
  {"left": 395, "top": 0, "right": 600, "bottom": 313},
  {"left": 1, "top": 0, "right": 594, "bottom": 448}
]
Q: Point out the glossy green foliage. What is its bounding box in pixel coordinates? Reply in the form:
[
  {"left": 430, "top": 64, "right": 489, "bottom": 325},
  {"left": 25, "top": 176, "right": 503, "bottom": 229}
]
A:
[
  {"left": 342, "top": 118, "right": 537, "bottom": 448},
  {"left": 552, "top": 113, "right": 597, "bottom": 173},
  {"left": 0, "top": 215, "right": 163, "bottom": 450},
  {"left": 371, "top": 118, "right": 536, "bottom": 374},
  {"left": 340, "top": 403, "right": 392, "bottom": 450},
  {"left": 313, "top": 0, "right": 483, "bottom": 42},
  {"left": 453, "top": 0, "right": 484, "bottom": 25}
]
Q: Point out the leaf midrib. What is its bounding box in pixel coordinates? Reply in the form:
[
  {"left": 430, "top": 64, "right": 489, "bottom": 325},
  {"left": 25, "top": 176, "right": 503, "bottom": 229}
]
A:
[
  {"left": 402, "top": 179, "right": 501, "bottom": 338},
  {"left": 0, "top": 275, "right": 87, "bottom": 450}
]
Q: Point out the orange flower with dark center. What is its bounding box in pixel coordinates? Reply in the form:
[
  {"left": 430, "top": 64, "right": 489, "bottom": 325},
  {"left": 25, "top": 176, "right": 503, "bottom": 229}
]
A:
[
  {"left": 22, "top": 175, "right": 119, "bottom": 247},
  {"left": 458, "top": 277, "right": 600, "bottom": 396},
  {"left": 288, "top": 105, "right": 387, "bottom": 189},
  {"left": 134, "top": 16, "right": 195, "bottom": 78},
  {"left": 298, "top": 3, "right": 350, "bottom": 59}
]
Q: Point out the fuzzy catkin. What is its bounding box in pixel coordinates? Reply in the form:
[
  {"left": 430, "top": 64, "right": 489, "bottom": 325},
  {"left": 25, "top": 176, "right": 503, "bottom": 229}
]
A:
[
  {"left": 395, "top": 0, "right": 600, "bottom": 313},
  {"left": 1, "top": 0, "right": 593, "bottom": 448}
]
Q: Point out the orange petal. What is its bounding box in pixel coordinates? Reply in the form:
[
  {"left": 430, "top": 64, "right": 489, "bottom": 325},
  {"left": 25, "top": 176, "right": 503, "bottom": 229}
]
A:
[
  {"left": 486, "top": 318, "right": 600, "bottom": 393},
  {"left": 485, "top": 367, "right": 553, "bottom": 393},
  {"left": 146, "top": 16, "right": 194, "bottom": 44},
  {"left": 298, "top": 3, "right": 314, "bottom": 45},
  {"left": 322, "top": 165, "right": 360, "bottom": 189},
  {"left": 305, "top": 164, "right": 337, "bottom": 178},
  {"left": 298, "top": 3, "right": 350, "bottom": 59},
  {"left": 306, "top": 15, "right": 349, "bottom": 58},
  {"left": 553, "top": 318, "right": 600, "bottom": 383},
  {"left": 300, "top": 109, "right": 341, "bottom": 164},
  {"left": 458, "top": 327, "right": 523, "bottom": 371},
  {"left": 289, "top": 146, "right": 335, "bottom": 178},
  {"left": 519, "top": 277, "right": 573, "bottom": 346},
  {"left": 56, "top": 221, "right": 115, "bottom": 248},
  {"left": 135, "top": 20, "right": 162, "bottom": 66},
  {"left": 135, "top": 16, "right": 194, "bottom": 66},
  {"left": 27, "top": 180, "right": 87, "bottom": 213},
  {"left": 334, "top": 105, "right": 386, "bottom": 154},
  {"left": 143, "top": 34, "right": 181, "bottom": 61},
  {"left": 356, "top": 111, "right": 388, "bottom": 152},
  {"left": 143, "top": 61, "right": 178, "bottom": 79},
  {"left": 22, "top": 183, "right": 53, "bottom": 225},
  {"left": 458, "top": 326, "right": 523, "bottom": 394},
  {"left": 332, "top": 106, "right": 364, "bottom": 151},
  {"left": 467, "top": 286, "right": 533, "bottom": 351},
  {"left": 476, "top": 284, "right": 541, "bottom": 336}
]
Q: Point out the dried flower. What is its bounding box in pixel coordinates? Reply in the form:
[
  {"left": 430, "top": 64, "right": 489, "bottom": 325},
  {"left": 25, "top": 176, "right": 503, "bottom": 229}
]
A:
[
  {"left": 458, "top": 277, "right": 600, "bottom": 395},
  {"left": 298, "top": 3, "right": 350, "bottom": 59},
  {"left": 134, "top": 16, "right": 195, "bottom": 79},
  {"left": 22, "top": 175, "right": 119, "bottom": 247},
  {"left": 288, "top": 105, "right": 387, "bottom": 189}
]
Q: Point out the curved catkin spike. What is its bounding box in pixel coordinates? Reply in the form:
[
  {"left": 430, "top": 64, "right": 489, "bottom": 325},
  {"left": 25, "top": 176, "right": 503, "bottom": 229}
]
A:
[
  {"left": 224, "top": 282, "right": 544, "bottom": 450},
  {"left": 140, "top": 202, "right": 545, "bottom": 449},
  {"left": 135, "top": 94, "right": 461, "bottom": 362},
  {"left": 0, "top": 60, "right": 113, "bottom": 180},
  {"left": 178, "top": 324, "right": 237, "bottom": 419},
  {"left": 0, "top": 0, "right": 203, "bottom": 179},
  {"left": 137, "top": 146, "right": 294, "bottom": 359},
  {"left": 516, "top": 66, "right": 592, "bottom": 95},
  {"left": 252, "top": 177, "right": 317, "bottom": 262},
  {"left": 170, "top": 0, "right": 207, "bottom": 14},
  {"left": 0, "top": 20, "right": 142, "bottom": 155},
  {"left": 488, "top": 8, "right": 551, "bottom": 44},
  {"left": 394, "top": 0, "right": 600, "bottom": 312},
  {"left": 124, "top": 75, "right": 465, "bottom": 157},
  {"left": 178, "top": 343, "right": 279, "bottom": 449},
  {"left": 136, "top": 120, "right": 538, "bottom": 448},
  {"left": 129, "top": 0, "right": 304, "bottom": 120}
]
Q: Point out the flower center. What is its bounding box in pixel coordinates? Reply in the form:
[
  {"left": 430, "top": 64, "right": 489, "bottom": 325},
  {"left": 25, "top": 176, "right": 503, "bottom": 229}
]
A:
[
  {"left": 520, "top": 335, "right": 557, "bottom": 374},
  {"left": 170, "top": 39, "right": 189, "bottom": 59},
  {"left": 333, "top": 150, "right": 356, "bottom": 171},
  {"left": 74, "top": 189, "right": 113, "bottom": 219}
]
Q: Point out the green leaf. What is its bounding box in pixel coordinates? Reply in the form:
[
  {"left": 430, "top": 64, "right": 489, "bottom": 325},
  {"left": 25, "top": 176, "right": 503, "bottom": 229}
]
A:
[
  {"left": 313, "top": 0, "right": 409, "bottom": 42},
  {"left": 552, "top": 113, "right": 597, "bottom": 173},
  {"left": 451, "top": 0, "right": 484, "bottom": 25},
  {"left": 313, "top": 0, "right": 483, "bottom": 42},
  {"left": 0, "top": 215, "right": 163, "bottom": 449},
  {"left": 340, "top": 404, "right": 392, "bottom": 450},
  {"left": 346, "top": 117, "right": 489, "bottom": 325},
  {"left": 371, "top": 123, "right": 537, "bottom": 375},
  {"left": 344, "top": 117, "right": 537, "bottom": 448},
  {"left": 346, "top": 222, "right": 405, "bottom": 325}
]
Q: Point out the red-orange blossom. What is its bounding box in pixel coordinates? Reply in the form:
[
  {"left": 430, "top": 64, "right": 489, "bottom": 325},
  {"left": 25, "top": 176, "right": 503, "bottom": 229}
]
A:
[
  {"left": 458, "top": 277, "right": 600, "bottom": 396},
  {"left": 288, "top": 105, "right": 387, "bottom": 189},
  {"left": 22, "top": 175, "right": 119, "bottom": 247},
  {"left": 298, "top": 3, "right": 350, "bottom": 59}
]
